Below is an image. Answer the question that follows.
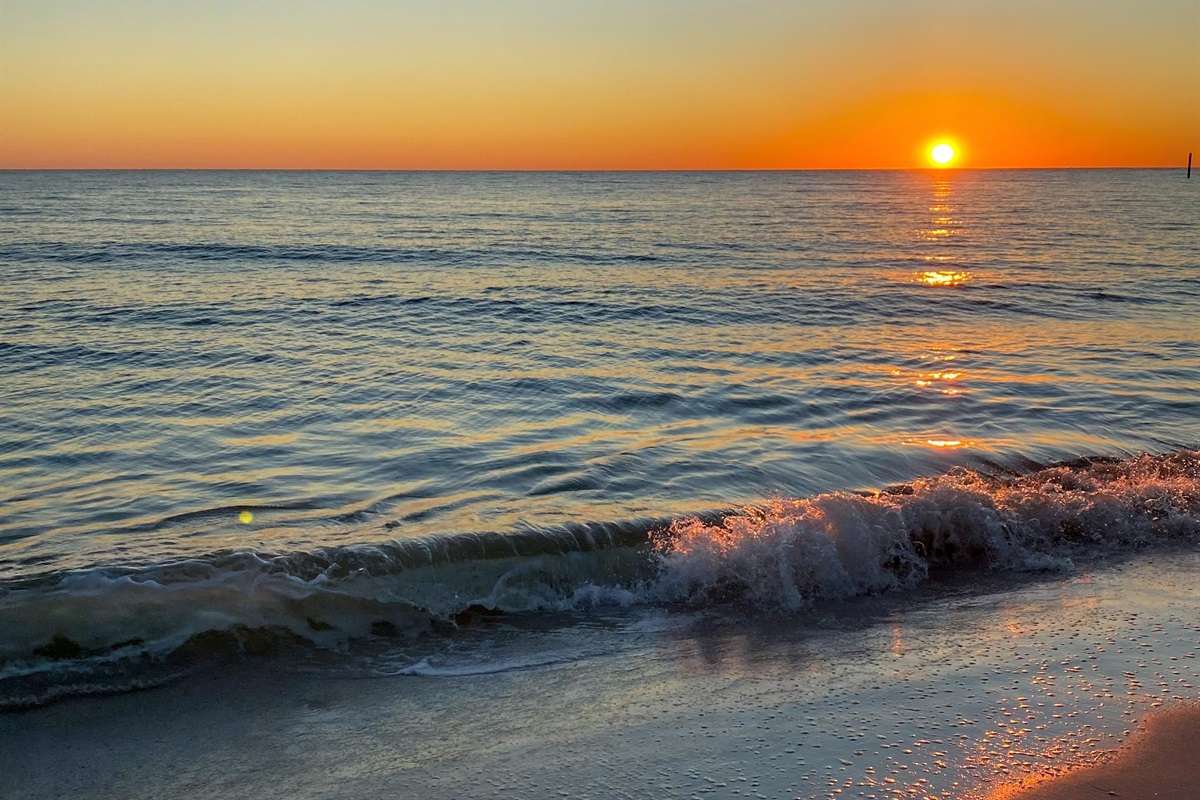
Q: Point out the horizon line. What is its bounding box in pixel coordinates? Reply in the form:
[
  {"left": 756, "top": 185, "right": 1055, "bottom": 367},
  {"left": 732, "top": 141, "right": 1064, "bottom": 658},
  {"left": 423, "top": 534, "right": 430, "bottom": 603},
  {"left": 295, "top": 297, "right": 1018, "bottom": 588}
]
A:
[{"left": 0, "top": 165, "right": 1189, "bottom": 173}]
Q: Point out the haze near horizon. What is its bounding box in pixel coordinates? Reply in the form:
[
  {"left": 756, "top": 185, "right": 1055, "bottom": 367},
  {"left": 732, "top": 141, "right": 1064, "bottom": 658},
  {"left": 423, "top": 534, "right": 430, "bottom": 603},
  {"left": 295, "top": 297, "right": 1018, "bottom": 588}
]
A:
[{"left": 1, "top": 0, "right": 1196, "bottom": 169}]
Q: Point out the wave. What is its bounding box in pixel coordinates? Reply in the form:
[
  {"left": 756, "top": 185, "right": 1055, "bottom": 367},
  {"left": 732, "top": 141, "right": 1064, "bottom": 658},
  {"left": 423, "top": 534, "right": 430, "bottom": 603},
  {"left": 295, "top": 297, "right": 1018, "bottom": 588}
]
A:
[
  {"left": 652, "top": 451, "right": 1198, "bottom": 607},
  {"left": 0, "top": 241, "right": 667, "bottom": 266},
  {"left": 1, "top": 450, "right": 1197, "bottom": 707}
]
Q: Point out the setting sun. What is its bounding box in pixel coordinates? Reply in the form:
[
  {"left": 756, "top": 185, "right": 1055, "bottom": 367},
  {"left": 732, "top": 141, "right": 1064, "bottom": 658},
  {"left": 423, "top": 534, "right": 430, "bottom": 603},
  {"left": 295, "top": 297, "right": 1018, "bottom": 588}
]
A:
[{"left": 930, "top": 143, "right": 956, "bottom": 166}]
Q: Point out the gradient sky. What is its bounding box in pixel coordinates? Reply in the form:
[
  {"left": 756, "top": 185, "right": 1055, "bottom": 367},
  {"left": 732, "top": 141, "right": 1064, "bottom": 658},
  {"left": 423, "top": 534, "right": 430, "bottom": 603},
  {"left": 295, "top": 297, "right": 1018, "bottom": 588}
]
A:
[{"left": 1, "top": 0, "right": 1196, "bottom": 169}]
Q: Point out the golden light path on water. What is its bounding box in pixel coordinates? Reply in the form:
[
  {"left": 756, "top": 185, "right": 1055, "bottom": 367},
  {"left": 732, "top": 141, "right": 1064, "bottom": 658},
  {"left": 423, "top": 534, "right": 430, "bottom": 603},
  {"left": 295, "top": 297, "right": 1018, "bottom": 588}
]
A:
[
  {"left": 908, "top": 173, "right": 971, "bottom": 450},
  {"left": 918, "top": 270, "right": 970, "bottom": 286}
]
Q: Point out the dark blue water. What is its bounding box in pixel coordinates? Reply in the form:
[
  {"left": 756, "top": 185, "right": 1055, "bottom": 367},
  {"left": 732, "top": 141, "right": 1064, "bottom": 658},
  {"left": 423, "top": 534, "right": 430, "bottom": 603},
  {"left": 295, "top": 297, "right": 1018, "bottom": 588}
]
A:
[{"left": 0, "top": 170, "right": 1197, "bottom": 697}]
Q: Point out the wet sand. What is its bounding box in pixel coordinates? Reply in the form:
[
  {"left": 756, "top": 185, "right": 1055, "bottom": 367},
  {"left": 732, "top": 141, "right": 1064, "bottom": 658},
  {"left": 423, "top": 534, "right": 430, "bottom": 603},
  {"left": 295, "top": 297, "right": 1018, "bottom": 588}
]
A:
[
  {"left": 990, "top": 704, "right": 1200, "bottom": 800},
  {"left": 1, "top": 553, "right": 1197, "bottom": 799}
]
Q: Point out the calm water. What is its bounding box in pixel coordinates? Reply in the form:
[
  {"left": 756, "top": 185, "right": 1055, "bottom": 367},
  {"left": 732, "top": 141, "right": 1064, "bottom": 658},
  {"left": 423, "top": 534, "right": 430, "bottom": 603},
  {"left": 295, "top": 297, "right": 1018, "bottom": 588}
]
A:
[
  {"left": 3, "top": 170, "right": 1196, "bottom": 571},
  {"left": 0, "top": 170, "right": 1197, "bottom": 697}
]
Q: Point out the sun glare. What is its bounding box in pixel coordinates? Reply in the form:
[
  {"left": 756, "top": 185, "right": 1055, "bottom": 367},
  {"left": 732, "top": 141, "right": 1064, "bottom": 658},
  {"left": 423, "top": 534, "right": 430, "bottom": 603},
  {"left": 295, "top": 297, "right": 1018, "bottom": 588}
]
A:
[{"left": 930, "top": 143, "right": 956, "bottom": 166}]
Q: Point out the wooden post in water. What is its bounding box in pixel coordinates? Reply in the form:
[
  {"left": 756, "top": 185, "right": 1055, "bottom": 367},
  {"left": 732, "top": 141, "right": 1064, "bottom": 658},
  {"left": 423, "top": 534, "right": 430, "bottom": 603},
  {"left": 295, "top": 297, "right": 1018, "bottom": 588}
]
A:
[{"left": 1188, "top": 153, "right": 1192, "bottom": 179}]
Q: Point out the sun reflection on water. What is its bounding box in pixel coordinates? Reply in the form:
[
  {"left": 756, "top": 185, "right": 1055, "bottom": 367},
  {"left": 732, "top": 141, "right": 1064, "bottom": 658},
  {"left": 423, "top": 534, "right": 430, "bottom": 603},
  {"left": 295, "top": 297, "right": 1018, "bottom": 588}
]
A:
[
  {"left": 917, "top": 270, "right": 970, "bottom": 286},
  {"left": 913, "top": 174, "right": 969, "bottom": 281},
  {"left": 914, "top": 367, "right": 964, "bottom": 395}
]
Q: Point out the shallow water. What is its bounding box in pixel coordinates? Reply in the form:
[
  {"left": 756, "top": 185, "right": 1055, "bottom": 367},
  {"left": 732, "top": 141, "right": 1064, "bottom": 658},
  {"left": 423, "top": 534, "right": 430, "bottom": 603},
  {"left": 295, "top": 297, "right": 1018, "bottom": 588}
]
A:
[
  {"left": 2, "top": 551, "right": 1197, "bottom": 799},
  {"left": 0, "top": 169, "right": 1197, "bottom": 695}
]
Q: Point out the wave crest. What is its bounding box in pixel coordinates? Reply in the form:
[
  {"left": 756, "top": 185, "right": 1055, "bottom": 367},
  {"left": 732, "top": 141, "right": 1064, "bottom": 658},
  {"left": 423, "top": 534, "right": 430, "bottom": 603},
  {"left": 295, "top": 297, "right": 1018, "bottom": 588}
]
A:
[
  {"left": 652, "top": 451, "right": 1200, "bottom": 608},
  {"left": 1, "top": 451, "right": 1197, "bottom": 706}
]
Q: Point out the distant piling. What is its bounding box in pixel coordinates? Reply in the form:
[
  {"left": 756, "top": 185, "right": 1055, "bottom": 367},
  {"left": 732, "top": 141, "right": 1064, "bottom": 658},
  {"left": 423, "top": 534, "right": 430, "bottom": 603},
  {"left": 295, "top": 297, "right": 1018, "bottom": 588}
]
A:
[{"left": 1189, "top": 153, "right": 1192, "bottom": 179}]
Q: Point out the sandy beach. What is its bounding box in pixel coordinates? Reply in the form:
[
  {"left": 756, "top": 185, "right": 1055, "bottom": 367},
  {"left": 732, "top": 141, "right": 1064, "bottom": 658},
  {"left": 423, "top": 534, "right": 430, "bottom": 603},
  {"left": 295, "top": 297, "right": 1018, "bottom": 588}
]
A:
[
  {"left": 990, "top": 704, "right": 1200, "bottom": 800},
  {"left": 3, "top": 551, "right": 1196, "bottom": 800}
]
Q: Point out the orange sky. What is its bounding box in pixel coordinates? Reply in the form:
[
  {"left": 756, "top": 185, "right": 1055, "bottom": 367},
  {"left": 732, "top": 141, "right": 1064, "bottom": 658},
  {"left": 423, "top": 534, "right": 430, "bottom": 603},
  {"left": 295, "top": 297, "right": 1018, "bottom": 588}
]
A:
[{"left": 1, "top": 1, "right": 1196, "bottom": 169}]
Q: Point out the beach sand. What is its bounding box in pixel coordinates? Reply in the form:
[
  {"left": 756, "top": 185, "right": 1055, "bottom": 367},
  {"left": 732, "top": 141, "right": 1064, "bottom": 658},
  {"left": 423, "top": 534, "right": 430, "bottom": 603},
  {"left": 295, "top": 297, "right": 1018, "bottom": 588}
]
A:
[
  {"left": 2, "top": 551, "right": 1196, "bottom": 799},
  {"left": 989, "top": 704, "right": 1200, "bottom": 800}
]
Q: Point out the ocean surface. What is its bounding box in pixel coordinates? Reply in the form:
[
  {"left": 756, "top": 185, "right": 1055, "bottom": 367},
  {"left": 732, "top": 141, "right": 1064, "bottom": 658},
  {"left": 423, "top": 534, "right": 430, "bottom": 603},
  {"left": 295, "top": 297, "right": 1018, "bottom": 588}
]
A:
[{"left": 0, "top": 169, "right": 1197, "bottom": 709}]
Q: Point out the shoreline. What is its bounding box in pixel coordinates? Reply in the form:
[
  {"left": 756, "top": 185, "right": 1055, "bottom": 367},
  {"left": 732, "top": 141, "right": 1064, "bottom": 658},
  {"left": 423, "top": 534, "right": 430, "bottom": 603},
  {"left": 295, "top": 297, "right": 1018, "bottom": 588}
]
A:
[
  {"left": 988, "top": 703, "right": 1200, "bottom": 800},
  {"left": 1, "top": 553, "right": 1197, "bottom": 799}
]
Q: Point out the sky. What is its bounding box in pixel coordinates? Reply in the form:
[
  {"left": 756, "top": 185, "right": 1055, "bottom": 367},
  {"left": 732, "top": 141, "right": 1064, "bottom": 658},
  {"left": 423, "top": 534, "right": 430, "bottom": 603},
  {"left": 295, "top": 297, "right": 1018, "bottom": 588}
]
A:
[{"left": 1, "top": 0, "right": 1196, "bottom": 169}]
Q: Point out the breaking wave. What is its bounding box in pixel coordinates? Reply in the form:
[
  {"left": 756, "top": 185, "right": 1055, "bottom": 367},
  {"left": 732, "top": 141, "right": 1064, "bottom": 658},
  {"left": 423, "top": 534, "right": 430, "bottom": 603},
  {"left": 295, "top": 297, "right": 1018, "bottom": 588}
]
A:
[{"left": 1, "top": 451, "right": 1197, "bottom": 708}]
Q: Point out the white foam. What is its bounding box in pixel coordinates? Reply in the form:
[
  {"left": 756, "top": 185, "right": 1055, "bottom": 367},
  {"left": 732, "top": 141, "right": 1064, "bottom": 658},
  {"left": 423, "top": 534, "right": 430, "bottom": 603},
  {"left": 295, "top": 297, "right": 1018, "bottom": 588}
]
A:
[
  {"left": 650, "top": 451, "right": 1199, "bottom": 608},
  {"left": 389, "top": 653, "right": 579, "bottom": 677},
  {"left": 0, "top": 452, "right": 1195, "bottom": 683}
]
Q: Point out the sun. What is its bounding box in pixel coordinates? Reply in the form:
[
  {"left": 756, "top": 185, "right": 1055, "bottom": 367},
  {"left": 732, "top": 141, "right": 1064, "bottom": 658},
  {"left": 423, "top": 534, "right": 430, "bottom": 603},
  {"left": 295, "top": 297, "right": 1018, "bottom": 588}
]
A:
[{"left": 930, "top": 143, "right": 956, "bottom": 166}]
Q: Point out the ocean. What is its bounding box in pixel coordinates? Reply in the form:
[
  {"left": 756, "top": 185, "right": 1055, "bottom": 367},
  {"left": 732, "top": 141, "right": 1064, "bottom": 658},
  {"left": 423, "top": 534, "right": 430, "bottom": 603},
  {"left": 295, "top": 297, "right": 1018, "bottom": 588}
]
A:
[{"left": 1, "top": 169, "right": 1197, "bottom": 798}]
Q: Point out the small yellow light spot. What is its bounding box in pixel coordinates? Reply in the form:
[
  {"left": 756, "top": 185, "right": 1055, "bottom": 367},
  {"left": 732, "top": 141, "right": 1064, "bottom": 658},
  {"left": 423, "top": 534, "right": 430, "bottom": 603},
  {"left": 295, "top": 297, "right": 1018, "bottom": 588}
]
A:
[
  {"left": 917, "top": 270, "right": 969, "bottom": 286},
  {"left": 238, "top": 511, "right": 254, "bottom": 524}
]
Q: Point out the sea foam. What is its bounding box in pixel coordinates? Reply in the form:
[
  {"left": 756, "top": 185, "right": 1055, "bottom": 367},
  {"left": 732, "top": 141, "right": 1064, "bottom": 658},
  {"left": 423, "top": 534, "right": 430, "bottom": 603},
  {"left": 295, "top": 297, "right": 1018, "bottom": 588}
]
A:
[
  {"left": 653, "top": 451, "right": 1199, "bottom": 608},
  {"left": 0, "top": 451, "right": 1196, "bottom": 704}
]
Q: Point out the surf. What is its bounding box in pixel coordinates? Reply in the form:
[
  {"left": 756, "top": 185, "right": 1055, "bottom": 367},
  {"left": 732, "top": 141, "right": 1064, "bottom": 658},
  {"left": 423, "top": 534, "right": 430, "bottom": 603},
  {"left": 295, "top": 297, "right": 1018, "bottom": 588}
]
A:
[{"left": 2, "top": 450, "right": 1196, "bottom": 708}]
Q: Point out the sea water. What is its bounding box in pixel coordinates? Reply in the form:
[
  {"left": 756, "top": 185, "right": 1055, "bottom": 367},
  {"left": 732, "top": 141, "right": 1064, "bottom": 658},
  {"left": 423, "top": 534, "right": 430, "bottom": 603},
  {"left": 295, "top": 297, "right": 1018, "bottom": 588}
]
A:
[{"left": 0, "top": 170, "right": 1197, "bottom": 713}]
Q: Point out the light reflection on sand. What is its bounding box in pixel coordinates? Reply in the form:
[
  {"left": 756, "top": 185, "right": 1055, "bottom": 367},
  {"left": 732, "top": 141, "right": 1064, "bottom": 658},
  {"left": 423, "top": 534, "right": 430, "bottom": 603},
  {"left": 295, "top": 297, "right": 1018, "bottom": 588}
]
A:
[{"left": 638, "top": 555, "right": 1200, "bottom": 800}]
